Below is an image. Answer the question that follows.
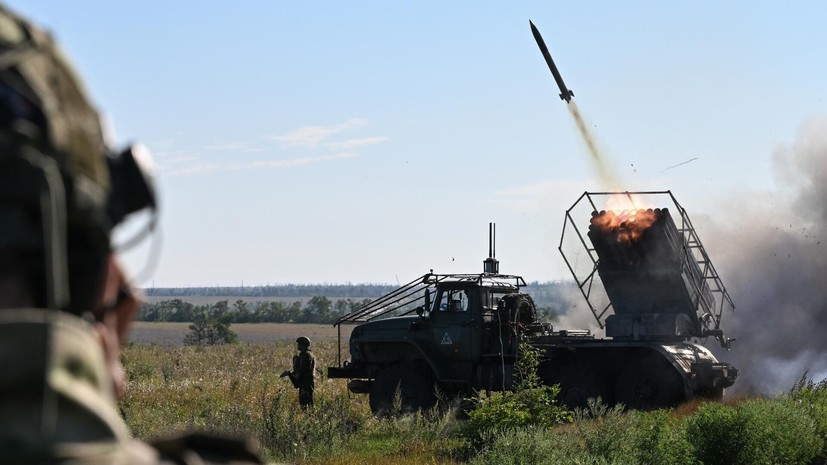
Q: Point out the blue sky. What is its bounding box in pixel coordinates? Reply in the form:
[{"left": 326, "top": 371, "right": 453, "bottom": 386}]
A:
[{"left": 9, "top": 1, "right": 827, "bottom": 286}]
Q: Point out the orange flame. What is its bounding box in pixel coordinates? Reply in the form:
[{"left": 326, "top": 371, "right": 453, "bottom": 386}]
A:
[{"left": 591, "top": 209, "right": 658, "bottom": 245}]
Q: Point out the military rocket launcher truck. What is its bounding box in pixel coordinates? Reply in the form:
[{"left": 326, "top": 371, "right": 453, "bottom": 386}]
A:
[{"left": 328, "top": 191, "right": 738, "bottom": 414}]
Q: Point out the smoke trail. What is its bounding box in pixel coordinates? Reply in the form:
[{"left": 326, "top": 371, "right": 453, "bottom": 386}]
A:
[
  {"left": 567, "top": 101, "right": 620, "bottom": 189},
  {"left": 709, "top": 116, "right": 827, "bottom": 394}
]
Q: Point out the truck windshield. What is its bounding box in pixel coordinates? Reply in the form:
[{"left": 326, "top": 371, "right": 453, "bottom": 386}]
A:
[{"left": 437, "top": 289, "right": 469, "bottom": 312}]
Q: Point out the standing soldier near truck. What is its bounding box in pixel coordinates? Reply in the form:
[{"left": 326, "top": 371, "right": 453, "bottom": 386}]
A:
[{"left": 280, "top": 336, "right": 315, "bottom": 408}]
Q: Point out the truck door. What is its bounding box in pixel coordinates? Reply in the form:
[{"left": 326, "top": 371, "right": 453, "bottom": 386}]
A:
[{"left": 430, "top": 287, "right": 477, "bottom": 382}]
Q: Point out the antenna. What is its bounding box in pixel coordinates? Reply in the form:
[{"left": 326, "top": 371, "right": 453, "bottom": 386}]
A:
[
  {"left": 483, "top": 222, "right": 500, "bottom": 274},
  {"left": 488, "top": 223, "right": 493, "bottom": 257}
]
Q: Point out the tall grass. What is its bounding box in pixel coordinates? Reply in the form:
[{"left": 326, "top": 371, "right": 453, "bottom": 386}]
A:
[
  {"left": 469, "top": 400, "right": 695, "bottom": 465},
  {"left": 120, "top": 341, "right": 466, "bottom": 463},
  {"left": 121, "top": 341, "right": 827, "bottom": 464}
]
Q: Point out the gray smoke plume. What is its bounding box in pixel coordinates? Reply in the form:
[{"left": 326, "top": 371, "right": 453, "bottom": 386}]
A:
[
  {"left": 709, "top": 116, "right": 827, "bottom": 394},
  {"left": 552, "top": 283, "right": 604, "bottom": 333}
]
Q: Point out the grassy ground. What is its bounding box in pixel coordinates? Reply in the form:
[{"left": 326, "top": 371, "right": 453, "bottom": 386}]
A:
[
  {"left": 120, "top": 340, "right": 463, "bottom": 464},
  {"left": 120, "top": 337, "right": 827, "bottom": 465},
  {"left": 128, "top": 322, "right": 353, "bottom": 346}
]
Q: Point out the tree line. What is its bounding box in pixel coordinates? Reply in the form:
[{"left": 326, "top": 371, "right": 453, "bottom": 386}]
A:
[
  {"left": 138, "top": 282, "right": 577, "bottom": 325},
  {"left": 142, "top": 282, "right": 575, "bottom": 303},
  {"left": 138, "top": 296, "right": 372, "bottom": 325},
  {"left": 143, "top": 284, "right": 395, "bottom": 299}
]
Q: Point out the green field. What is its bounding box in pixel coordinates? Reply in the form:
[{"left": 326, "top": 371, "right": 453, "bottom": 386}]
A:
[{"left": 121, "top": 333, "right": 827, "bottom": 465}]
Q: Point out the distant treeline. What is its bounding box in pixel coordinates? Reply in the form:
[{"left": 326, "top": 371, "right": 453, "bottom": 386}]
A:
[
  {"left": 138, "top": 297, "right": 371, "bottom": 325},
  {"left": 143, "top": 284, "right": 396, "bottom": 299},
  {"left": 138, "top": 281, "right": 578, "bottom": 324},
  {"left": 142, "top": 281, "right": 575, "bottom": 305}
]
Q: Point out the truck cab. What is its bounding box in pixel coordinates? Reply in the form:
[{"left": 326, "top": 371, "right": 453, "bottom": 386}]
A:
[{"left": 328, "top": 272, "right": 535, "bottom": 415}]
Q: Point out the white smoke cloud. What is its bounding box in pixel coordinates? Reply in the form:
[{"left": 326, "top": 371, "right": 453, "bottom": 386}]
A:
[{"left": 550, "top": 283, "right": 604, "bottom": 334}]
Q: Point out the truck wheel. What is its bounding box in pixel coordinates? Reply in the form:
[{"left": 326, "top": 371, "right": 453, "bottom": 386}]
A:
[
  {"left": 369, "top": 363, "right": 437, "bottom": 417},
  {"left": 503, "top": 294, "right": 538, "bottom": 327},
  {"left": 614, "top": 356, "right": 685, "bottom": 410},
  {"left": 556, "top": 366, "right": 610, "bottom": 409}
]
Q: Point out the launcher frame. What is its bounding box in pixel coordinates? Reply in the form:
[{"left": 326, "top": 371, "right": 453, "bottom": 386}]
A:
[{"left": 559, "top": 191, "right": 734, "bottom": 347}]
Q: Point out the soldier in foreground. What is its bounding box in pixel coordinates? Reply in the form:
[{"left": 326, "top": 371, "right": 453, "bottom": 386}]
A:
[
  {"left": 0, "top": 5, "right": 266, "bottom": 463},
  {"left": 280, "top": 336, "right": 316, "bottom": 408}
]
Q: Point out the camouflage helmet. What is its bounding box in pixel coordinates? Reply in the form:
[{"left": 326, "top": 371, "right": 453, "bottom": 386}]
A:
[
  {"left": 0, "top": 6, "right": 109, "bottom": 200},
  {"left": 0, "top": 5, "right": 155, "bottom": 311},
  {"left": 296, "top": 336, "right": 311, "bottom": 349}
]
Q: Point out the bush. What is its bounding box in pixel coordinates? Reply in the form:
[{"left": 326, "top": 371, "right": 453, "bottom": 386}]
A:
[
  {"left": 466, "top": 385, "right": 569, "bottom": 430},
  {"left": 470, "top": 402, "right": 696, "bottom": 465},
  {"left": 565, "top": 401, "right": 640, "bottom": 465},
  {"left": 470, "top": 427, "right": 607, "bottom": 465},
  {"left": 463, "top": 342, "right": 572, "bottom": 446},
  {"left": 184, "top": 311, "right": 239, "bottom": 345},
  {"left": 789, "top": 373, "right": 827, "bottom": 463},
  {"left": 686, "top": 399, "right": 820, "bottom": 465},
  {"left": 685, "top": 402, "right": 741, "bottom": 465},
  {"left": 631, "top": 410, "right": 696, "bottom": 465}
]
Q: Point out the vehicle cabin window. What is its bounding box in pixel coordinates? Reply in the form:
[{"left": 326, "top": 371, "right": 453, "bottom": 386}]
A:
[{"left": 437, "top": 289, "right": 469, "bottom": 312}]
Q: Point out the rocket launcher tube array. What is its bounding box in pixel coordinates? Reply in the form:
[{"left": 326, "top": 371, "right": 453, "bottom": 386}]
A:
[{"left": 587, "top": 208, "right": 715, "bottom": 336}]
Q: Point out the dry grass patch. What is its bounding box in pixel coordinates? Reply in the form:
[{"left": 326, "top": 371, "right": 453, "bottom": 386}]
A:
[{"left": 128, "top": 322, "right": 354, "bottom": 346}]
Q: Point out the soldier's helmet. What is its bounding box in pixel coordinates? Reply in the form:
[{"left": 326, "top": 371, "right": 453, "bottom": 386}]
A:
[
  {"left": 0, "top": 6, "right": 156, "bottom": 313},
  {"left": 296, "top": 336, "right": 311, "bottom": 349}
]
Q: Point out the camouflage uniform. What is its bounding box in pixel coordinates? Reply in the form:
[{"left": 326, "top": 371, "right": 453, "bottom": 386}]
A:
[
  {"left": 0, "top": 5, "right": 268, "bottom": 464},
  {"left": 282, "top": 337, "right": 315, "bottom": 408},
  {"left": 0, "top": 309, "right": 265, "bottom": 464},
  {"left": 292, "top": 347, "right": 316, "bottom": 408}
]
